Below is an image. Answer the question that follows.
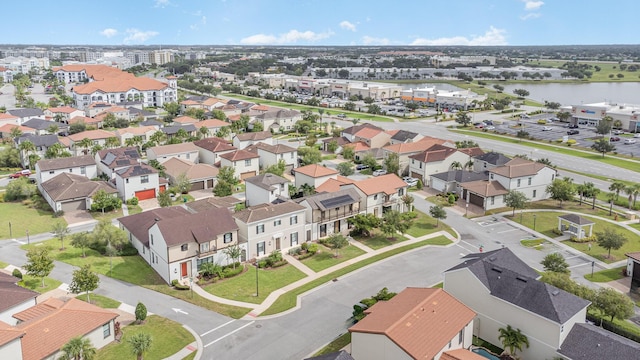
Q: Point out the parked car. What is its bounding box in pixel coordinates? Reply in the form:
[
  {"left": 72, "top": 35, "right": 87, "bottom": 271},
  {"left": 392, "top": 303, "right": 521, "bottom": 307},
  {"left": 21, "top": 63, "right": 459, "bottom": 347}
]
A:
[
  {"left": 337, "top": 113, "right": 347, "bottom": 118},
  {"left": 567, "top": 130, "right": 580, "bottom": 135},
  {"left": 9, "top": 170, "right": 31, "bottom": 179},
  {"left": 567, "top": 124, "right": 579, "bottom": 129},
  {"left": 403, "top": 177, "right": 418, "bottom": 187},
  {"left": 609, "top": 136, "right": 621, "bottom": 142},
  {"left": 634, "top": 133, "right": 640, "bottom": 138},
  {"left": 474, "top": 123, "right": 484, "bottom": 128},
  {"left": 624, "top": 138, "right": 637, "bottom": 144},
  {"left": 372, "top": 169, "right": 387, "bottom": 176},
  {"left": 542, "top": 126, "right": 553, "bottom": 131},
  {"left": 550, "top": 117, "right": 559, "bottom": 122},
  {"left": 355, "top": 164, "right": 369, "bottom": 170},
  {"left": 613, "top": 130, "right": 625, "bottom": 135},
  {"left": 482, "top": 120, "right": 493, "bottom": 125},
  {"left": 485, "top": 125, "right": 495, "bottom": 130}
]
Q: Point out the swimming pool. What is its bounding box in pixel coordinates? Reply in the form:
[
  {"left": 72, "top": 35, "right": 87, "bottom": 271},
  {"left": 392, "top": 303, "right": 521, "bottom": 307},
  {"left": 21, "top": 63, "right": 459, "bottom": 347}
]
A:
[{"left": 472, "top": 348, "right": 501, "bottom": 360}]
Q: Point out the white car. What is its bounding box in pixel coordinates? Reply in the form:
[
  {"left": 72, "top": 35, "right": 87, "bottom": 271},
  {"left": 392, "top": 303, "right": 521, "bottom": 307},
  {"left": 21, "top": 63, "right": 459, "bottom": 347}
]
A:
[
  {"left": 485, "top": 125, "right": 495, "bottom": 130},
  {"left": 402, "top": 177, "right": 418, "bottom": 187},
  {"left": 542, "top": 126, "right": 553, "bottom": 131},
  {"left": 372, "top": 169, "right": 387, "bottom": 176},
  {"left": 634, "top": 133, "right": 640, "bottom": 138},
  {"left": 624, "top": 138, "right": 637, "bottom": 144}
]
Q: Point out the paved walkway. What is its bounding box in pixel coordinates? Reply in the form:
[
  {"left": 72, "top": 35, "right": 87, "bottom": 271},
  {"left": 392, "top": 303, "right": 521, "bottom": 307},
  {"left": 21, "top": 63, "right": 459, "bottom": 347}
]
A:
[{"left": 189, "top": 230, "right": 457, "bottom": 319}]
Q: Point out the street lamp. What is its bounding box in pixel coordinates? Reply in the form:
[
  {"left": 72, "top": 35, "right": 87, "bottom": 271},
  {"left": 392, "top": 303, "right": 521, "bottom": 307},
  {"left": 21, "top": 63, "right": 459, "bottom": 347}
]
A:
[
  {"left": 533, "top": 214, "right": 537, "bottom": 231},
  {"left": 465, "top": 203, "right": 469, "bottom": 217},
  {"left": 520, "top": 210, "right": 523, "bottom": 224},
  {"left": 8, "top": 222, "right": 12, "bottom": 238},
  {"left": 26, "top": 229, "right": 30, "bottom": 245},
  {"left": 254, "top": 263, "right": 259, "bottom": 297}
]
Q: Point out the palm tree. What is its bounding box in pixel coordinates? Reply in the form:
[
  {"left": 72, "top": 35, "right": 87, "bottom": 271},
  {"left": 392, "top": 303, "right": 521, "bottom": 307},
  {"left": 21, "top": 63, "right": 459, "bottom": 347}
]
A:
[
  {"left": 19, "top": 140, "right": 35, "bottom": 169},
  {"left": 463, "top": 159, "right": 474, "bottom": 172},
  {"left": 149, "top": 131, "right": 166, "bottom": 146},
  {"left": 449, "top": 161, "right": 463, "bottom": 171},
  {"left": 498, "top": 325, "right": 529, "bottom": 357},
  {"left": 630, "top": 183, "right": 640, "bottom": 208},
  {"left": 10, "top": 126, "right": 23, "bottom": 143},
  {"left": 105, "top": 137, "right": 121, "bottom": 149},
  {"left": 76, "top": 138, "right": 92, "bottom": 155},
  {"left": 575, "top": 183, "right": 587, "bottom": 205},
  {"left": 128, "top": 332, "right": 153, "bottom": 360},
  {"left": 198, "top": 126, "right": 210, "bottom": 139},
  {"left": 609, "top": 181, "right": 626, "bottom": 202},
  {"left": 59, "top": 336, "right": 96, "bottom": 360},
  {"left": 624, "top": 185, "right": 637, "bottom": 209},
  {"left": 606, "top": 192, "right": 616, "bottom": 216}
]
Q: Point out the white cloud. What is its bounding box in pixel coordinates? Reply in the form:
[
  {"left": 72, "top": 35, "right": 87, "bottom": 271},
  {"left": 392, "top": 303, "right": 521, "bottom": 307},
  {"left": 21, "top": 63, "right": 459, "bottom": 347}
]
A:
[
  {"left": 123, "top": 29, "right": 159, "bottom": 44},
  {"left": 339, "top": 21, "right": 356, "bottom": 32},
  {"left": 100, "top": 28, "right": 118, "bottom": 38},
  {"left": 520, "top": 13, "right": 541, "bottom": 20},
  {"left": 154, "top": 0, "right": 170, "bottom": 8},
  {"left": 410, "top": 26, "right": 507, "bottom": 46},
  {"left": 190, "top": 15, "right": 207, "bottom": 30},
  {"left": 522, "top": 0, "right": 544, "bottom": 10},
  {"left": 362, "top": 36, "right": 390, "bottom": 45},
  {"left": 240, "top": 29, "right": 334, "bottom": 45}
]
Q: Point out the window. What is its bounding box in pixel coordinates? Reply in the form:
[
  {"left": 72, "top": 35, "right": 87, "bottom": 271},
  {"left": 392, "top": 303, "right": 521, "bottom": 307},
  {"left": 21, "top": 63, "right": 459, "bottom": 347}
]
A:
[
  {"left": 200, "top": 243, "right": 209, "bottom": 253},
  {"left": 552, "top": 174, "right": 555, "bottom": 181},
  {"left": 126, "top": 179, "right": 129, "bottom": 184},
  {"left": 274, "top": 219, "right": 281, "bottom": 227},
  {"left": 186, "top": 153, "right": 190, "bottom": 159},
  {"left": 490, "top": 174, "right": 494, "bottom": 180},
  {"left": 256, "top": 224, "right": 265, "bottom": 234},
  {"left": 181, "top": 244, "right": 188, "bottom": 251},
  {"left": 80, "top": 166, "right": 86, "bottom": 175},
  {"left": 245, "top": 159, "right": 251, "bottom": 166},
  {"left": 398, "top": 188, "right": 404, "bottom": 196},
  {"left": 458, "top": 329, "right": 464, "bottom": 344},
  {"left": 290, "top": 232, "right": 298, "bottom": 246},
  {"left": 69, "top": 168, "right": 73, "bottom": 172},
  {"left": 528, "top": 177, "right": 532, "bottom": 185},
  {"left": 257, "top": 241, "right": 265, "bottom": 255},
  {"left": 150, "top": 234, "right": 154, "bottom": 245},
  {"left": 103, "top": 323, "right": 111, "bottom": 338},
  {"left": 321, "top": 211, "right": 326, "bottom": 218},
  {"left": 374, "top": 194, "right": 378, "bottom": 200},
  {"left": 411, "top": 159, "right": 414, "bottom": 164},
  {"left": 290, "top": 216, "right": 298, "bottom": 225},
  {"left": 533, "top": 189, "right": 537, "bottom": 198},
  {"left": 419, "top": 162, "right": 422, "bottom": 169},
  {"left": 141, "top": 175, "right": 149, "bottom": 183},
  {"left": 280, "top": 184, "right": 285, "bottom": 191},
  {"left": 290, "top": 152, "right": 294, "bottom": 159},
  {"left": 49, "top": 170, "right": 54, "bottom": 174},
  {"left": 517, "top": 179, "right": 521, "bottom": 187},
  {"left": 490, "top": 196, "right": 495, "bottom": 205}
]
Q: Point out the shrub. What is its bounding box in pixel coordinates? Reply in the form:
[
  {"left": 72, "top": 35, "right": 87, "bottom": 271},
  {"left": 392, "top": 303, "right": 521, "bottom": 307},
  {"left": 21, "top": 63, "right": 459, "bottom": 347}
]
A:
[
  {"left": 118, "top": 242, "right": 138, "bottom": 256},
  {"left": 570, "top": 235, "right": 596, "bottom": 243},
  {"left": 53, "top": 210, "right": 64, "bottom": 218},
  {"left": 127, "top": 197, "right": 139, "bottom": 206},
  {"left": 296, "top": 252, "right": 315, "bottom": 260},
  {"left": 288, "top": 247, "right": 301, "bottom": 256},
  {"left": 567, "top": 139, "right": 577, "bottom": 146},
  {"left": 447, "top": 194, "right": 456, "bottom": 205},
  {"left": 12, "top": 269, "right": 22, "bottom": 279},
  {"left": 222, "top": 266, "right": 243, "bottom": 278},
  {"left": 300, "top": 242, "right": 308, "bottom": 251},
  {"left": 552, "top": 228, "right": 563, "bottom": 236},
  {"left": 135, "top": 302, "right": 147, "bottom": 323},
  {"left": 257, "top": 260, "right": 268, "bottom": 268},
  {"left": 307, "top": 243, "right": 319, "bottom": 254},
  {"left": 171, "top": 280, "right": 190, "bottom": 290},
  {"left": 270, "top": 259, "right": 288, "bottom": 268},
  {"left": 416, "top": 179, "right": 423, "bottom": 189}
]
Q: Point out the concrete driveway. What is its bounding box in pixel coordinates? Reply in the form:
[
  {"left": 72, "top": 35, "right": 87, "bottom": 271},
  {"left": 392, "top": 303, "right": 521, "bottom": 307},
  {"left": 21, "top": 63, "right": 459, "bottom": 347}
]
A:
[{"left": 63, "top": 210, "right": 96, "bottom": 226}]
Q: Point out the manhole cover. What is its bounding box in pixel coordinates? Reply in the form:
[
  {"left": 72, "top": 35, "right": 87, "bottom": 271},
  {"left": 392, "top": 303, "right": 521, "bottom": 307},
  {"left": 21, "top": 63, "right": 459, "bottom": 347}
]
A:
[{"left": 255, "top": 324, "right": 262, "bottom": 328}]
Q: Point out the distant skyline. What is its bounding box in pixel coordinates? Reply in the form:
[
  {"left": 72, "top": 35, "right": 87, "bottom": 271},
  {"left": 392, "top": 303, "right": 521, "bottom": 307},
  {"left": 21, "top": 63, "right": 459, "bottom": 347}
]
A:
[{"left": 6, "top": 1, "right": 640, "bottom": 46}]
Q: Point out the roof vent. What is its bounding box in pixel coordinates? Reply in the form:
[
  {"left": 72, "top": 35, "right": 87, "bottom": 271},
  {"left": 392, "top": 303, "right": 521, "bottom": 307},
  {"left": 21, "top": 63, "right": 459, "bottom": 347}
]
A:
[
  {"left": 488, "top": 256, "right": 497, "bottom": 262},
  {"left": 154, "top": 218, "right": 160, "bottom": 222},
  {"left": 552, "top": 290, "right": 560, "bottom": 296},
  {"left": 516, "top": 276, "right": 528, "bottom": 283},
  {"left": 491, "top": 267, "right": 502, "bottom": 273}
]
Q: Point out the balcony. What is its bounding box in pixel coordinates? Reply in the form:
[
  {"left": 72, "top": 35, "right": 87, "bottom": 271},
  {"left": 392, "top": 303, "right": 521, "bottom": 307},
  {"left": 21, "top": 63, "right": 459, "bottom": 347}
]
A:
[
  {"left": 319, "top": 209, "right": 360, "bottom": 222},
  {"left": 196, "top": 247, "right": 217, "bottom": 257}
]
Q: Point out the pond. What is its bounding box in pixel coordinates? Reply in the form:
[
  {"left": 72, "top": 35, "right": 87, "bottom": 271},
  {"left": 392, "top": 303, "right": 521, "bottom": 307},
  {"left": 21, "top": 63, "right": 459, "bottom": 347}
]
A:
[{"left": 500, "top": 82, "right": 640, "bottom": 106}]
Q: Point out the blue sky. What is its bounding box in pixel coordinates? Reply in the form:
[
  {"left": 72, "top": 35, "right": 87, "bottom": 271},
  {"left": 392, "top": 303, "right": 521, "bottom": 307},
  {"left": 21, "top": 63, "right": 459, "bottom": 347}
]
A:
[{"left": 7, "top": 0, "right": 640, "bottom": 46}]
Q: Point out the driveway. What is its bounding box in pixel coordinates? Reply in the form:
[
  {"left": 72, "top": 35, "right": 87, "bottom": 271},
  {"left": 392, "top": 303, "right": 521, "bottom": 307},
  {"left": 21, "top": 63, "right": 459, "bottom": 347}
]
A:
[
  {"left": 138, "top": 198, "right": 160, "bottom": 211},
  {"left": 63, "top": 210, "right": 96, "bottom": 226}
]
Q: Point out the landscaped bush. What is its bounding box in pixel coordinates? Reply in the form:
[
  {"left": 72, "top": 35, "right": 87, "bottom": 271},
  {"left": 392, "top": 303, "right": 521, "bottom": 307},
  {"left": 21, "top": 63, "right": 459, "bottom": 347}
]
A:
[
  {"left": 171, "top": 279, "right": 190, "bottom": 290},
  {"left": 567, "top": 139, "right": 577, "bottom": 146},
  {"left": 288, "top": 247, "right": 301, "bottom": 256},
  {"left": 118, "top": 242, "right": 138, "bottom": 256},
  {"left": 552, "top": 228, "right": 563, "bottom": 236},
  {"left": 300, "top": 242, "right": 308, "bottom": 251},
  {"left": 12, "top": 269, "right": 22, "bottom": 279},
  {"left": 447, "top": 194, "right": 456, "bottom": 205},
  {"left": 570, "top": 235, "right": 596, "bottom": 243},
  {"left": 222, "top": 266, "right": 243, "bottom": 278},
  {"left": 127, "top": 197, "right": 139, "bottom": 206},
  {"left": 307, "top": 243, "right": 319, "bottom": 254}
]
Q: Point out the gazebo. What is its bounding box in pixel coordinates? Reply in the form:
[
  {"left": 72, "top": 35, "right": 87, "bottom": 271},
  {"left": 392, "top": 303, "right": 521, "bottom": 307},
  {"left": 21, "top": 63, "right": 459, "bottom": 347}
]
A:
[{"left": 558, "top": 214, "right": 594, "bottom": 241}]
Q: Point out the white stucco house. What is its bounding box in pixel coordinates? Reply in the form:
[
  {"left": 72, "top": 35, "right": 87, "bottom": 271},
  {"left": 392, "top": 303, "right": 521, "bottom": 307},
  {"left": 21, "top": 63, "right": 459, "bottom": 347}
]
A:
[
  {"left": 114, "top": 163, "right": 159, "bottom": 201},
  {"left": 147, "top": 142, "right": 201, "bottom": 164},
  {"left": 342, "top": 174, "right": 409, "bottom": 217},
  {"left": 35, "top": 155, "right": 97, "bottom": 186},
  {"left": 244, "top": 173, "right": 290, "bottom": 207},
  {"left": 219, "top": 149, "right": 260, "bottom": 181},
  {"left": 246, "top": 142, "right": 298, "bottom": 172},
  {"left": 294, "top": 164, "right": 338, "bottom": 189}
]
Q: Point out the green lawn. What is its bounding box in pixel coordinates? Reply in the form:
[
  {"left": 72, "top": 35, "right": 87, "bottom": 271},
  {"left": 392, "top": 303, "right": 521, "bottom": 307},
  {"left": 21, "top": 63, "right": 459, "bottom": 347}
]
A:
[
  {"left": 203, "top": 264, "right": 306, "bottom": 304},
  {"left": 144, "top": 284, "right": 251, "bottom": 319},
  {"left": 0, "top": 260, "right": 7, "bottom": 269},
  {"left": 520, "top": 239, "right": 547, "bottom": 249},
  {"left": 300, "top": 244, "right": 365, "bottom": 272},
  {"left": 22, "top": 239, "right": 165, "bottom": 286},
  {"left": 631, "top": 223, "right": 640, "bottom": 231},
  {"left": 355, "top": 231, "right": 408, "bottom": 250},
  {"left": 503, "top": 199, "right": 621, "bottom": 222},
  {"left": 313, "top": 333, "right": 351, "bottom": 356},
  {"left": 91, "top": 205, "right": 142, "bottom": 222},
  {"left": 261, "top": 236, "right": 451, "bottom": 316},
  {"left": 95, "top": 315, "right": 193, "bottom": 360},
  {"left": 512, "top": 211, "right": 639, "bottom": 262},
  {"left": 19, "top": 275, "right": 62, "bottom": 294},
  {"left": 0, "top": 202, "right": 65, "bottom": 240},
  {"left": 585, "top": 266, "right": 626, "bottom": 283},
  {"left": 75, "top": 293, "right": 121, "bottom": 308},
  {"left": 406, "top": 210, "right": 456, "bottom": 238}
]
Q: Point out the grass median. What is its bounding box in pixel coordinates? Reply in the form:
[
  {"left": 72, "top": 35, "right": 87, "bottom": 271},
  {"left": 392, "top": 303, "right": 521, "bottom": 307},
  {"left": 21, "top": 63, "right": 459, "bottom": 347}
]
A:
[{"left": 260, "top": 235, "right": 451, "bottom": 316}]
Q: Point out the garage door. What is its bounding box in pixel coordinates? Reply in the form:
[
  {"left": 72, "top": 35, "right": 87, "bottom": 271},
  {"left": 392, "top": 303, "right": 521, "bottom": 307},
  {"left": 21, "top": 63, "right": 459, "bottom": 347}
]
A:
[
  {"left": 190, "top": 181, "right": 205, "bottom": 191},
  {"left": 206, "top": 179, "right": 214, "bottom": 188},
  {"left": 240, "top": 171, "right": 256, "bottom": 180},
  {"left": 159, "top": 185, "right": 166, "bottom": 193},
  {"left": 410, "top": 171, "right": 421, "bottom": 181},
  {"left": 135, "top": 189, "right": 156, "bottom": 200},
  {"left": 469, "top": 192, "right": 484, "bottom": 207},
  {"left": 431, "top": 178, "right": 446, "bottom": 192},
  {"left": 61, "top": 199, "right": 86, "bottom": 212}
]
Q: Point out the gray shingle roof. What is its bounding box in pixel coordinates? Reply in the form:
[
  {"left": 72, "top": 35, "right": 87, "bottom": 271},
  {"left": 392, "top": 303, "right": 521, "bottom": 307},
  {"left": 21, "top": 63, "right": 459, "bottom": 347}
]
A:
[
  {"left": 233, "top": 201, "right": 305, "bottom": 224},
  {"left": 0, "top": 272, "right": 38, "bottom": 313},
  {"left": 97, "top": 147, "right": 140, "bottom": 169},
  {"left": 115, "top": 164, "right": 156, "bottom": 178},
  {"left": 41, "top": 172, "right": 116, "bottom": 201},
  {"left": 36, "top": 155, "right": 95, "bottom": 171},
  {"left": 430, "top": 170, "right": 488, "bottom": 183},
  {"left": 8, "top": 108, "right": 44, "bottom": 118},
  {"left": 23, "top": 118, "right": 68, "bottom": 131},
  {"left": 118, "top": 207, "right": 191, "bottom": 247},
  {"left": 473, "top": 151, "right": 510, "bottom": 166},
  {"left": 558, "top": 323, "right": 640, "bottom": 360},
  {"left": 391, "top": 130, "right": 419, "bottom": 142},
  {"left": 245, "top": 173, "right": 288, "bottom": 191},
  {"left": 156, "top": 207, "right": 238, "bottom": 247},
  {"left": 558, "top": 214, "right": 595, "bottom": 225},
  {"left": 299, "top": 188, "right": 361, "bottom": 211},
  {"left": 162, "top": 124, "right": 196, "bottom": 135},
  {"left": 17, "top": 134, "right": 60, "bottom": 147}
]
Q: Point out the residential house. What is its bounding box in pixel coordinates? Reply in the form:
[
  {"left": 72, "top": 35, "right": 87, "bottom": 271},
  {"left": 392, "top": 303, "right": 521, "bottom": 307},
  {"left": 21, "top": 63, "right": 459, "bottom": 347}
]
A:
[
  {"left": 93, "top": 106, "right": 130, "bottom": 122},
  {"left": 0, "top": 124, "right": 35, "bottom": 140},
  {"left": 95, "top": 147, "right": 141, "bottom": 179},
  {"left": 128, "top": 107, "right": 158, "bottom": 122},
  {"left": 388, "top": 129, "right": 423, "bottom": 144},
  {"left": 252, "top": 108, "right": 302, "bottom": 133},
  {"left": 15, "top": 134, "right": 66, "bottom": 168},
  {"left": 0, "top": 273, "right": 38, "bottom": 326},
  {"left": 297, "top": 188, "right": 362, "bottom": 240},
  {"left": 0, "top": 113, "right": 20, "bottom": 126},
  {"left": 22, "top": 118, "right": 68, "bottom": 136},
  {"left": 351, "top": 125, "right": 392, "bottom": 149},
  {"left": 346, "top": 142, "right": 373, "bottom": 162},
  {"left": 35, "top": 155, "right": 97, "bottom": 185},
  {"left": 7, "top": 108, "right": 44, "bottom": 125},
  {"left": 147, "top": 142, "right": 200, "bottom": 164},
  {"left": 40, "top": 172, "right": 117, "bottom": 212},
  {"left": 314, "top": 176, "right": 356, "bottom": 193},
  {"left": 408, "top": 145, "right": 484, "bottom": 185},
  {"left": 163, "top": 157, "right": 218, "bottom": 191},
  {"left": 294, "top": 164, "right": 338, "bottom": 189},
  {"left": 382, "top": 137, "right": 455, "bottom": 176},
  {"left": 246, "top": 142, "right": 298, "bottom": 172},
  {"left": 68, "top": 130, "right": 117, "bottom": 156},
  {"left": 12, "top": 297, "right": 118, "bottom": 360},
  {"left": 44, "top": 106, "right": 84, "bottom": 122},
  {"left": 0, "top": 66, "right": 13, "bottom": 83},
  {"left": 193, "top": 137, "right": 237, "bottom": 165},
  {"left": 172, "top": 115, "right": 199, "bottom": 126},
  {"left": 119, "top": 207, "right": 240, "bottom": 284},
  {"left": 162, "top": 124, "right": 197, "bottom": 139},
  {"left": 85, "top": 102, "right": 116, "bottom": 118},
  {"left": 180, "top": 96, "right": 227, "bottom": 112},
  {"left": 444, "top": 248, "right": 590, "bottom": 360},
  {"left": 244, "top": 173, "right": 290, "bottom": 206},
  {"left": 341, "top": 123, "right": 384, "bottom": 143},
  {"left": 626, "top": 252, "right": 640, "bottom": 294},
  {"left": 68, "top": 115, "right": 103, "bottom": 129},
  {"left": 321, "top": 136, "right": 350, "bottom": 153},
  {"left": 349, "top": 288, "right": 476, "bottom": 360},
  {"left": 429, "top": 170, "right": 489, "bottom": 195},
  {"left": 557, "top": 323, "right": 640, "bottom": 360},
  {"left": 114, "top": 163, "right": 159, "bottom": 200},
  {"left": 232, "top": 131, "right": 273, "bottom": 150},
  {"left": 193, "top": 119, "right": 230, "bottom": 137},
  {"left": 233, "top": 201, "right": 306, "bottom": 258},
  {"left": 342, "top": 174, "right": 409, "bottom": 216},
  {"left": 0, "top": 320, "right": 23, "bottom": 360},
  {"left": 473, "top": 152, "right": 511, "bottom": 173},
  {"left": 219, "top": 149, "right": 260, "bottom": 180},
  {"left": 187, "top": 196, "right": 244, "bottom": 213},
  {"left": 115, "top": 126, "right": 157, "bottom": 146},
  {"left": 139, "top": 119, "right": 164, "bottom": 128}
]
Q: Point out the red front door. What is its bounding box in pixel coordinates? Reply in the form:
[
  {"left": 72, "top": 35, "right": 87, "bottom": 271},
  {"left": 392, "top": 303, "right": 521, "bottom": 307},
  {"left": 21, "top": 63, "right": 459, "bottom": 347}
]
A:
[{"left": 181, "top": 262, "right": 187, "bottom": 277}]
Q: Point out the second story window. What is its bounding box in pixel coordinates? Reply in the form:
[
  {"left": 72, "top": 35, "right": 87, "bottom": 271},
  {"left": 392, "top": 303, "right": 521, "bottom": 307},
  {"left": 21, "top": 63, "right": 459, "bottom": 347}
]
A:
[
  {"left": 141, "top": 175, "right": 149, "bottom": 183},
  {"left": 181, "top": 244, "right": 188, "bottom": 251},
  {"left": 256, "top": 224, "right": 265, "bottom": 234},
  {"left": 290, "top": 215, "right": 298, "bottom": 225},
  {"left": 200, "top": 243, "right": 209, "bottom": 253},
  {"left": 224, "top": 232, "right": 233, "bottom": 243},
  {"left": 517, "top": 179, "right": 521, "bottom": 187},
  {"left": 274, "top": 219, "right": 281, "bottom": 226},
  {"left": 245, "top": 159, "right": 251, "bottom": 166}
]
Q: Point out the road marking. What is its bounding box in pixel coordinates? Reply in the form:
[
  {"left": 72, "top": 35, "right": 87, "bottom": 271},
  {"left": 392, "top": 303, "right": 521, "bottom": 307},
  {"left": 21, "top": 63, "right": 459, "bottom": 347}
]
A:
[
  {"left": 12, "top": 239, "right": 25, "bottom": 245},
  {"left": 497, "top": 229, "right": 519, "bottom": 234},
  {"left": 568, "top": 262, "right": 593, "bottom": 269},
  {"left": 200, "top": 320, "right": 236, "bottom": 337},
  {"left": 171, "top": 308, "right": 188, "bottom": 315},
  {"left": 204, "top": 321, "right": 255, "bottom": 348}
]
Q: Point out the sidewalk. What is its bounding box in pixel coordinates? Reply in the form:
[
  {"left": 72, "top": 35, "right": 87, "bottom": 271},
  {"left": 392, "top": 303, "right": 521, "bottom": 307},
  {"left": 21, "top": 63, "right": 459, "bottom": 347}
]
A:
[{"left": 189, "top": 230, "right": 457, "bottom": 319}]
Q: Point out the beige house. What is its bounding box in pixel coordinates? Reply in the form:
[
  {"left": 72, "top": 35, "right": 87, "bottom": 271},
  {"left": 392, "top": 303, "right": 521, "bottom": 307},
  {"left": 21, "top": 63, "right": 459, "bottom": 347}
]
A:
[
  {"left": 194, "top": 137, "right": 237, "bottom": 165},
  {"left": 68, "top": 129, "right": 117, "bottom": 156},
  {"left": 44, "top": 106, "right": 85, "bottom": 122},
  {"left": 383, "top": 137, "right": 455, "bottom": 176},
  {"left": 163, "top": 157, "right": 219, "bottom": 191},
  {"left": 232, "top": 131, "right": 273, "bottom": 150},
  {"left": 115, "top": 126, "right": 157, "bottom": 146},
  {"left": 40, "top": 172, "right": 117, "bottom": 212},
  {"left": 408, "top": 146, "right": 484, "bottom": 185},
  {"left": 147, "top": 142, "right": 201, "bottom": 164},
  {"left": 193, "top": 119, "right": 230, "bottom": 136},
  {"left": 342, "top": 174, "right": 409, "bottom": 217},
  {"left": 294, "top": 164, "right": 338, "bottom": 189},
  {"left": 219, "top": 149, "right": 260, "bottom": 181},
  {"left": 246, "top": 142, "right": 298, "bottom": 172},
  {"left": 349, "top": 288, "right": 476, "bottom": 360},
  {"left": 297, "top": 188, "right": 362, "bottom": 240}
]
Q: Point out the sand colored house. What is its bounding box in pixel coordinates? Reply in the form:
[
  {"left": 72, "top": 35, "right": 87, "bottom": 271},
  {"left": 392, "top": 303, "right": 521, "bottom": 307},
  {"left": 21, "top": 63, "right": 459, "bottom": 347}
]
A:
[
  {"left": 294, "top": 164, "right": 338, "bottom": 189},
  {"left": 163, "top": 157, "right": 219, "bottom": 191}
]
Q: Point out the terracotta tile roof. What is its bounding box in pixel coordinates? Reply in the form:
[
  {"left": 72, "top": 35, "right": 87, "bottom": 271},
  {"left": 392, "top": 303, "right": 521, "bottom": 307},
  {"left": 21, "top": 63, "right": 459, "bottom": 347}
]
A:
[
  {"left": 251, "top": 105, "right": 270, "bottom": 111},
  {"left": 118, "top": 207, "right": 191, "bottom": 246},
  {"left": 0, "top": 124, "right": 33, "bottom": 133},
  {"left": 163, "top": 157, "right": 219, "bottom": 180},
  {"left": 342, "top": 123, "right": 383, "bottom": 136},
  {"left": 194, "top": 137, "right": 236, "bottom": 153},
  {"left": 490, "top": 158, "right": 547, "bottom": 178},
  {"left": 36, "top": 155, "right": 95, "bottom": 171},
  {"left": 408, "top": 144, "right": 458, "bottom": 163},
  {"left": 193, "top": 119, "right": 229, "bottom": 129},
  {"left": 115, "top": 126, "right": 157, "bottom": 136},
  {"left": 457, "top": 147, "right": 485, "bottom": 157},
  {"left": 69, "top": 116, "right": 102, "bottom": 125},
  {"left": 383, "top": 137, "right": 452, "bottom": 154},
  {"left": 73, "top": 76, "right": 169, "bottom": 94},
  {"left": 233, "top": 201, "right": 305, "bottom": 224},
  {"left": 54, "top": 64, "right": 127, "bottom": 81},
  {"left": 173, "top": 116, "right": 199, "bottom": 124},
  {"left": 220, "top": 149, "right": 260, "bottom": 161},
  {"left": 246, "top": 142, "right": 296, "bottom": 155},
  {"left": 46, "top": 106, "right": 78, "bottom": 114},
  {"left": 68, "top": 129, "right": 116, "bottom": 142},
  {"left": 57, "top": 136, "right": 71, "bottom": 147},
  {"left": 15, "top": 297, "right": 118, "bottom": 360},
  {"left": 351, "top": 173, "right": 407, "bottom": 196},
  {"left": 385, "top": 129, "right": 400, "bottom": 136},
  {"left": 148, "top": 142, "right": 199, "bottom": 156},
  {"left": 295, "top": 164, "right": 338, "bottom": 178},
  {"left": 441, "top": 349, "right": 488, "bottom": 360},
  {"left": 201, "top": 97, "right": 227, "bottom": 106},
  {"left": 181, "top": 100, "right": 199, "bottom": 105},
  {"left": 0, "top": 113, "right": 19, "bottom": 121},
  {"left": 315, "top": 176, "right": 356, "bottom": 193},
  {"left": 235, "top": 131, "right": 272, "bottom": 141},
  {"left": 227, "top": 114, "right": 242, "bottom": 122},
  {"left": 343, "top": 141, "right": 370, "bottom": 152},
  {"left": 0, "top": 320, "right": 24, "bottom": 347},
  {"left": 626, "top": 252, "right": 640, "bottom": 262},
  {"left": 353, "top": 126, "right": 384, "bottom": 139},
  {"left": 156, "top": 208, "right": 238, "bottom": 247},
  {"left": 0, "top": 272, "right": 38, "bottom": 314},
  {"left": 322, "top": 137, "right": 350, "bottom": 146},
  {"left": 349, "top": 288, "right": 476, "bottom": 360},
  {"left": 461, "top": 180, "right": 508, "bottom": 197}
]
